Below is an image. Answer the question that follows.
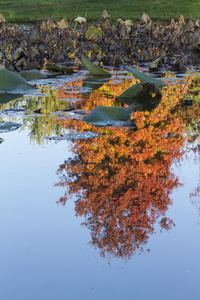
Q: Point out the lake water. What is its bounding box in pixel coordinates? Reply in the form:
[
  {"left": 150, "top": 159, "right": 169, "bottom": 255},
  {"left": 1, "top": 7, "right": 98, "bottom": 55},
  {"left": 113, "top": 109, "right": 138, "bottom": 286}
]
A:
[{"left": 0, "top": 69, "right": 200, "bottom": 300}]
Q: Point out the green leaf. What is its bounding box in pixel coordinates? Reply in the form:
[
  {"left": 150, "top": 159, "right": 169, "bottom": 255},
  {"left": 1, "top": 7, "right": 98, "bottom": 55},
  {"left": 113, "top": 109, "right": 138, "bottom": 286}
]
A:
[
  {"left": 83, "top": 104, "right": 136, "bottom": 125},
  {"left": 127, "top": 66, "right": 168, "bottom": 88},
  {"left": 45, "top": 63, "right": 74, "bottom": 74},
  {"left": 81, "top": 56, "right": 111, "bottom": 77},
  {"left": 0, "top": 68, "right": 34, "bottom": 91},
  {"left": 19, "top": 70, "right": 47, "bottom": 81},
  {"left": 117, "top": 82, "right": 162, "bottom": 110}
]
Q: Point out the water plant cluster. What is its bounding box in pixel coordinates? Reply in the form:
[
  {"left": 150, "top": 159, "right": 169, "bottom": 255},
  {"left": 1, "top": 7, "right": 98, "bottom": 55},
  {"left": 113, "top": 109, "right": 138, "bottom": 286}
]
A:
[{"left": 0, "top": 10, "right": 200, "bottom": 73}]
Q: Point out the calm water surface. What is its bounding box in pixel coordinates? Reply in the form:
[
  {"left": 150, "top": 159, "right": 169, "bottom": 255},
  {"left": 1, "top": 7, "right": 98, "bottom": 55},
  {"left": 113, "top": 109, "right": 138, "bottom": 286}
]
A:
[{"left": 0, "top": 70, "right": 200, "bottom": 300}]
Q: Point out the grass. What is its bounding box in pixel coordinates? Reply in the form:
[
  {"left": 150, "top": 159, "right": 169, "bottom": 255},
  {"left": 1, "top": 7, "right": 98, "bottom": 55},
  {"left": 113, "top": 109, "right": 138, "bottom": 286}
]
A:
[{"left": 0, "top": 0, "right": 200, "bottom": 24}]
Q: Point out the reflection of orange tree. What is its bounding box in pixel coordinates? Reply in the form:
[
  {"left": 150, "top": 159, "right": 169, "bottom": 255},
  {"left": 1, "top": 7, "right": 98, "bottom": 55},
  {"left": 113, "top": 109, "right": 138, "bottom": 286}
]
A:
[
  {"left": 56, "top": 82, "right": 187, "bottom": 259},
  {"left": 56, "top": 75, "right": 138, "bottom": 110}
]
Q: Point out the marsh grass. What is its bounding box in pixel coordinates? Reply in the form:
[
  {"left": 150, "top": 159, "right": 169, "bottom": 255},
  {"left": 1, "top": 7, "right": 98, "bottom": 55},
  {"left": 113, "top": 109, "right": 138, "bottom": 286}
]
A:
[{"left": 0, "top": 0, "right": 199, "bottom": 24}]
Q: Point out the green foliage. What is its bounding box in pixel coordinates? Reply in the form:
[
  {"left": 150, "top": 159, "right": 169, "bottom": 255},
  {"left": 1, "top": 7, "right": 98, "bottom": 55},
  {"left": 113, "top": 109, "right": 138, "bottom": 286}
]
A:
[{"left": 86, "top": 26, "right": 104, "bottom": 39}]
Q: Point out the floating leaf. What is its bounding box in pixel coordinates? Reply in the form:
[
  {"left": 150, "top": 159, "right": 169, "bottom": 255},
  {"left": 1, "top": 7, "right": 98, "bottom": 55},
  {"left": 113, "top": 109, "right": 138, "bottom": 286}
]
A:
[
  {"left": 0, "top": 108, "right": 27, "bottom": 115},
  {"left": 43, "top": 131, "right": 100, "bottom": 140},
  {"left": 81, "top": 56, "right": 111, "bottom": 77},
  {"left": 118, "top": 82, "right": 162, "bottom": 99},
  {"left": 117, "top": 82, "right": 162, "bottom": 111},
  {"left": 82, "top": 76, "right": 110, "bottom": 92},
  {"left": 0, "top": 93, "right": 24, "bottom": 104},
  {"left": 127, "top": 66, "right": 168, "bottom": 88},
  {"left": 0, "top": 121, "right": 22, "bottom": 133},
  {"left": 83, "top": 104, "right": 136, "bottom": 126},
  {"left": 0, "top": 68, "right": 34, "bottom": 91},
  {"left": 45, "top": 63, "right": 74, "bottom": 74},
  {"left": 19, "top": 70, "right": 47, "bottom": 81}
]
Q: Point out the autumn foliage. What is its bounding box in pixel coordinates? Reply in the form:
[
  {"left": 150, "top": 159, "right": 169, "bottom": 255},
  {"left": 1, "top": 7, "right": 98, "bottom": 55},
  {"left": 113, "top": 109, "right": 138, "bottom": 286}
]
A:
[{"left": 54, "top": 74, "right": 193, "bottom": 259}]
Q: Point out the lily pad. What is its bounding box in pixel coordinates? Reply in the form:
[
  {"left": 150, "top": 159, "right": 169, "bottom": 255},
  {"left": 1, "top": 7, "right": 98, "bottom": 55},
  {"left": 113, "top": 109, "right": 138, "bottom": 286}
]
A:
[
  {"left": 19, "top": 70, "right": 47, "bottom": 81},
  {"left": 0, "top": 93, "right": 24, "bottom": 104},
  {"left": 83, "top": 104, "right": 136, "bottom": 126},
  {"left": 0, "top": 68, "right": 34, "bottom": 91},
  {"left": 82, "top": 76, "right": 110, "bottom": 92},
  {"left": 43, "top": 131, "right": 100, "bottom": 140},
  {"left": 0, "top": 121, "right": 22, "bottom": 133},
  {"left": 117, "top": 82, "right": 162, "bottom": 111},
  {"left": 81, "top": 56, "right": 111, "bottom": 77},
  {"left": 127, "top": 66, "right": 168, "bottom": 88},
  {"left": 46, "top": 63, "right": 74, "bottom": 74},
  {"left": 1, "top": 108, "right": 27, "bottom": 115}
]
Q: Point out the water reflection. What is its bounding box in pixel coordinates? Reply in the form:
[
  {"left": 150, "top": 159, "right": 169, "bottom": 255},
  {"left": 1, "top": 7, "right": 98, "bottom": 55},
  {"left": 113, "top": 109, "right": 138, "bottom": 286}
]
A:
[
  {"left": 1, "top": 70, "right": 200, "bottom": 259},
  {"left": 56, "top": 79, "right": 190, "bottom": 259},
  {"left": 0, "top": 73, "right": 141, "bottom": 145}
]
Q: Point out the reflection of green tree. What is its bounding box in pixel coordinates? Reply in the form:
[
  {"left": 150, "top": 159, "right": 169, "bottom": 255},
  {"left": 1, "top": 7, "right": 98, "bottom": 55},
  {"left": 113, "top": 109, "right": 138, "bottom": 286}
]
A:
[
  {"left": 26, "top": 116, "right": 64, "bottom": 145},
  {"left": 23, "top": 87, "right": 72, "bottom": 114},
  {"left": 0, "top": 85, "right": 72, "bottom": 145}
]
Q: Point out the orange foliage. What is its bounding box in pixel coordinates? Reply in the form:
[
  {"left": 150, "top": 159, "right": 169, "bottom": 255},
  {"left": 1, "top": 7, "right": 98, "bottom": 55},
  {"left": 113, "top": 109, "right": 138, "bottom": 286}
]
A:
[{"left": 55, "top": 76, "right": 190, "bottom": 259}]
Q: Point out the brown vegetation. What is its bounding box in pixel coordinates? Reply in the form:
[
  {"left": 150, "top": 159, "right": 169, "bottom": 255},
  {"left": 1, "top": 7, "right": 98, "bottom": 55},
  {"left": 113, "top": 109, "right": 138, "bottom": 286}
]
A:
[{"left": 0, "top": 11, "right": 200, "bottom": 72}]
